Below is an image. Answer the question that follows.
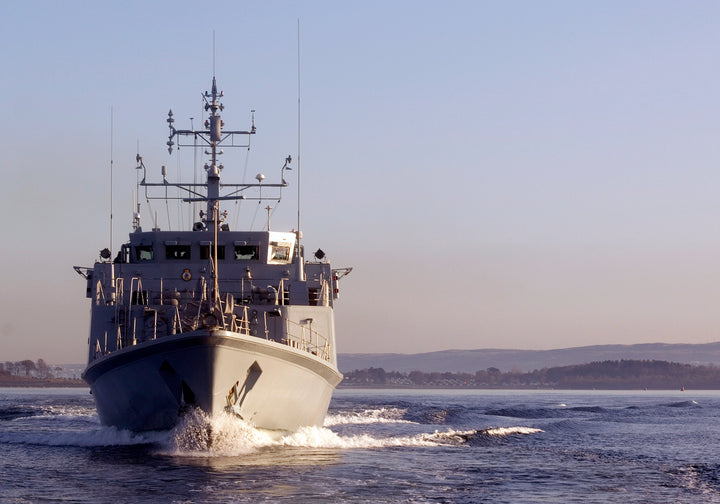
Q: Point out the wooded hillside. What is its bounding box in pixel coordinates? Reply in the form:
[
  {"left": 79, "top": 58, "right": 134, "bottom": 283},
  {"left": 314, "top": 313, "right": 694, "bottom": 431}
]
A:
[{"left": 341, "top": 360, "right": 720, "bottom": 389}]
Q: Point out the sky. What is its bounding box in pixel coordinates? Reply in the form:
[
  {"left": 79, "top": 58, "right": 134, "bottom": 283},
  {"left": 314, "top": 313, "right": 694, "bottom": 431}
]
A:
[{"left": 2, "top": 1, "right": 720, "bottom": 363}]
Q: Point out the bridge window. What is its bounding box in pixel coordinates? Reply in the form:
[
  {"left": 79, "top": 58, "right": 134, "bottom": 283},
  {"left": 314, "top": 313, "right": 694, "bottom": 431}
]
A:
[
  {"left": 166, "top": 245, "right": 191, "bottom": 260},
  {"left": 135, "top": 245, "right": 154, "bottom": 261},
  {"left": 234, "top": 245, "right": 259, "bottom": 260},
  {"left": 270, "top": 245, "right": 290, "bottom": 262}
]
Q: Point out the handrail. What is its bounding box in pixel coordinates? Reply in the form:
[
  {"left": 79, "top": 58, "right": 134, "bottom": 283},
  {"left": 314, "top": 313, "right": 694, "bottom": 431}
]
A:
[
  {"left": 284, "top": 318, "right": 330, "bottom": 361},
  {"left": 94, "top": 283, "right": 330, "bottom": 362}
]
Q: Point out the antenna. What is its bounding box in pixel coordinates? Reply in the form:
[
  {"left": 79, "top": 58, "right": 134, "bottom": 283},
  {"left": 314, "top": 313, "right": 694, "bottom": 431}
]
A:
[
  {"left": 109, "top": 106, "right": 116, "bottom": 303},
  {"left": 297, "top": 18, "right": 304, "bottom": 281},
  {"left": 134, "top": 141, "right": 142, "bottom": 231},
  {"left": 191, "top": 116, "right": 197, "bottom": 225},
  {"left": 110, "top": 106, "right": 113, "bottom": 256}
]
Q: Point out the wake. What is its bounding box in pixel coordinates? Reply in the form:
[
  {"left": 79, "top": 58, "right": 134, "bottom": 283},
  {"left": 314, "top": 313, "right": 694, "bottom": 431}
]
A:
[
  {"left": 0, "top": 404, "right": 542, "bottom": 454},
  {"left": 165, "top": 408, "right": 543, "bottom": 456},
  {"left": 324, "top": 407, "right": 415, "bottom": 426}
]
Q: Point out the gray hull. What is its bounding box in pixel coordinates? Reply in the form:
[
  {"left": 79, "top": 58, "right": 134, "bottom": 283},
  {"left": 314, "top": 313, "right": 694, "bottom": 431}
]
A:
[{"left": 82, "top": 329, "right": 343, "bottom": 432}]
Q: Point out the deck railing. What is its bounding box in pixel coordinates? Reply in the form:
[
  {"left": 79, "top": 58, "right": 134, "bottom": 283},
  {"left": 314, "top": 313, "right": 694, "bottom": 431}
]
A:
[
  {"left": 91, "top": 278, "right": 331, "bottom": 362},
  {"left": 283, "top": 319, "right": 331, "bottom": 361}
]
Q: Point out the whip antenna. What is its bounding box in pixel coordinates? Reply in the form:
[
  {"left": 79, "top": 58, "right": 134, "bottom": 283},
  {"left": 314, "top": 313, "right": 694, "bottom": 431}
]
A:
[
  {"left": 109, "top": 106, "right": 115, "bottom": 303},
  {"left": 110, "top": 106, "right": 113, "bottom": 256},
  {"left": 297, "top": 18, "right": 304, "bottom": 280}
]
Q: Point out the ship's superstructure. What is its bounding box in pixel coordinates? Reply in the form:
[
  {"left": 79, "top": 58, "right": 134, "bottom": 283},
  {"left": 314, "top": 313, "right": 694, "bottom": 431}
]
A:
[{"left": 75, "top": 75, "right": 348, "bottom": 432}]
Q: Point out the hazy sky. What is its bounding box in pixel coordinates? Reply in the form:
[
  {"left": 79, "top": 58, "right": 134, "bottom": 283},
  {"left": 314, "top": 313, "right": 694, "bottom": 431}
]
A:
[{"left": 2, "top": 1, "right": 720, "bottom": 363}]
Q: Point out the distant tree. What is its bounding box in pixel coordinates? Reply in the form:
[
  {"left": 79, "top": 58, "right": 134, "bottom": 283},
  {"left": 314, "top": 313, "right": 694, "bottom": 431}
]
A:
[
  {"left": 408, "top": 370, "right": 427, "bottom": 385},
  {"left": 486, "top": 367, "right": 501, "bottom": 385},
  {"left": 367, "top": 367, "right": 387, "bottom": 384},
  {"left": 341, "top": 359, "right": 720, "bottom": 390},
  {"left": 36, "top": 359, "right": 52, "bottom": 379},
  {"left": 19, "top": 360, "right": 36, "bottom": 377}
]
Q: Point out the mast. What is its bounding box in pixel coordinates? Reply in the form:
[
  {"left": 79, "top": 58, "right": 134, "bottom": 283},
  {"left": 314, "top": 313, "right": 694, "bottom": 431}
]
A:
[
  {"left": 147, "top": 75, "right": 291, "bottom": 238},
  {"left": 163, "top": 75, "right": 259, "bottom": 226},
  {"left": 205, "top": 75, "right": 222, "bottom": 228},
  {"left": 204, "top": 75, "right": 222, "bottom": 304},
  {"left": 157, "top": 73, "right": 295, "bottom": 230}
]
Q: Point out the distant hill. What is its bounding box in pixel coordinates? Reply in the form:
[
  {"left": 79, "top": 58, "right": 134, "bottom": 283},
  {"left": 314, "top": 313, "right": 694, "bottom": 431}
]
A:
[{"left": 338, "top": 342, "right": 720, "bottom": 373}]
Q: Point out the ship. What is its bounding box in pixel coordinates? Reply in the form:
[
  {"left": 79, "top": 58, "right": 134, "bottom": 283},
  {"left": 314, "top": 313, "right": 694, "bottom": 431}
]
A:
[{"left": 74, "top": 74, "right": 349, "bottom": 432}]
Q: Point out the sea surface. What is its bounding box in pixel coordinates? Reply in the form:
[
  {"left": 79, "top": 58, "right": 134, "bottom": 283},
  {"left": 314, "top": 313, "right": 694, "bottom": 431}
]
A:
[{"left": 1, "top": 387, "right": 720, "bottom": 503}]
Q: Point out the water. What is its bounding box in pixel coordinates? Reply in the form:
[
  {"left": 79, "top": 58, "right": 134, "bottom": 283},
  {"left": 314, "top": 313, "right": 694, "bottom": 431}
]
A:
[{"left": 1, "top": 387, "right": 720, "bottom": 503}]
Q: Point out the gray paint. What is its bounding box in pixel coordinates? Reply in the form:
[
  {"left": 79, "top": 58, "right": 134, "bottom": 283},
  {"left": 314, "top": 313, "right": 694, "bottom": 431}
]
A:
[{"left": 79, "top": 75, "right": 347, "bottom": 432}]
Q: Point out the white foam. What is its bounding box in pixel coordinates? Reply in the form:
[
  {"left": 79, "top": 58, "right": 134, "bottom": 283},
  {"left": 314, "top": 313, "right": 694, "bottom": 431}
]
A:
[
  {"left": 24, "top": 409, "right": 98, "bottom": 425},
  {"left": 3, "top": 404, "right": 542, "bottom": 453},
  {"left": 162, "top": 410, "right": 465, "bottom": 455},
  {"left": 480, "top": 426, "right": 544, "bottom": 436},
  {"left": 324, "top": 407, "right": 415, "bottom": 426},
  {"left": 276, "top": 425, "right": 463, "bottom": 449},
  {"left": 167, "top": 408, "right": 276, "bottom": 456},
  {"left": 163, "top": 410, "right": 544, "bottom": 456}
]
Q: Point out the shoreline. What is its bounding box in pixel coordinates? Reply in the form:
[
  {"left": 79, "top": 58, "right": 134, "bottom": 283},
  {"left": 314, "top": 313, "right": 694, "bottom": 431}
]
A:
[{"left": 0, "top": 377, "right": 87, "bottom": 388}]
